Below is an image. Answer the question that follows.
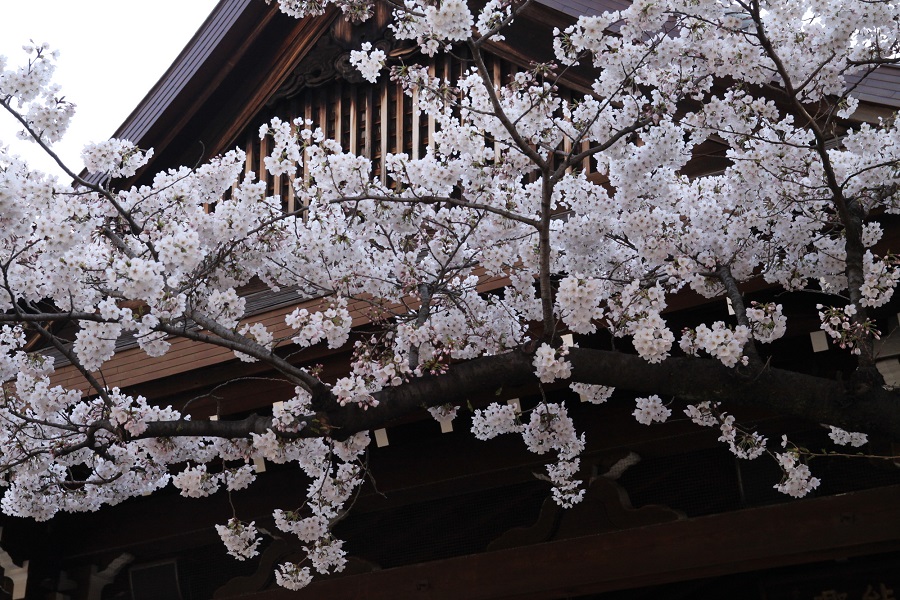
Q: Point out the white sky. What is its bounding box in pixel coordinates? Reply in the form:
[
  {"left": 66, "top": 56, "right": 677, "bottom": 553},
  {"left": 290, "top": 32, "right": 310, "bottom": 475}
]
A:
[{"left": 0, "top": 1, "right": 219, "bottom": 177}]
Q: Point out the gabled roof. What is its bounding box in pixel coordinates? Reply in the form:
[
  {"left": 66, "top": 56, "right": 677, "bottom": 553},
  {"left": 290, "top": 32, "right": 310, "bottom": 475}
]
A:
[
  {"left": 114, "top": 0, "right": 337, "bottom": 179},
  {"left": 114, "top": 0, "right": 256, "bottom": 148}
]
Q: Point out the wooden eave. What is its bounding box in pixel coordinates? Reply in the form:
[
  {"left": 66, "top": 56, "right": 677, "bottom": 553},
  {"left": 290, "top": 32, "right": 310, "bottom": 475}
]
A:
[{"left": 238, "top": 484, "right": 900, "bottom": 600}]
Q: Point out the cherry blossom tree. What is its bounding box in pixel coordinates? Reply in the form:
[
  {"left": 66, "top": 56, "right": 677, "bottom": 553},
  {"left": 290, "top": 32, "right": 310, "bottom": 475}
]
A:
[{"left": 2, "top": 0, "right": 900, "bottom": 589}]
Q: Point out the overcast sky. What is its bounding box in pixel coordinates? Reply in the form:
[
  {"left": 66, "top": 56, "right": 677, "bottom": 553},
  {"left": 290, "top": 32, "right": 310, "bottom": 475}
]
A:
[{"left": 0, "top": 1, "right": 219, "bottom": 177}]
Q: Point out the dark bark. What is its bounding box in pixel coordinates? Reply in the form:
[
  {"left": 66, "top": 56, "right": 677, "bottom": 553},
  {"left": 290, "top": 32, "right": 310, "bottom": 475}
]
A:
[
  {"left": 344, "top": 347, "right": 900, "bottom": 440},
  {"left": 142, "top": 414, "right": 277, "bottom": 439},
  {"left": 139, "top": 347, "right": 900, "bottom": 442}
]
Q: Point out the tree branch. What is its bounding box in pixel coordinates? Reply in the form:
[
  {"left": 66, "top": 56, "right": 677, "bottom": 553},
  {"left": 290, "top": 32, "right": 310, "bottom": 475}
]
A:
[
  {"left": 362, "top": 348, "right": 900, "bottom": 440},
  {"left": 144, "top": 347, "right": 900, "bottom": 442}
]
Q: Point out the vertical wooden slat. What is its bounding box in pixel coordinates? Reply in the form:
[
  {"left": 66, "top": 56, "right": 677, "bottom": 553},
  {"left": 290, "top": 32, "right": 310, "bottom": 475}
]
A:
[
  {"left": 364, "top": 86, "right": 374, "bottom": 159},
  {"left": 411, "top": 84, "right": 420, "bottom": 159},
  {"left": 245, "top": 128, "right": 255, "bottom": 180},
  {"left": 349, "top": 85, "right": 358, "bottom": 155},
  {"left": 303, "top": 97, "right": 313, "bottom": 187},
  {"left": 394, "top": 85, "right": 404, "bottom": 160},
  {"left": 266, "top": 102, "right": 283, "bottom": 205},
  {"left": 224, "top": 128, "right": 252, "bottom": 211},
  {"left": 427, "top": 63, "right": 436, "bottom": 153},
  {"left": 581, "top": 140, "right": 590, "bottom": 176},
  {"left": 319, "top": 86, "right": 329, "bottom": 141},
  {"left": 273, "top": 170, "right": 283, "bottom": 209},
  {"left": 259, "top": 133, "right": 270, "bottom": 194},
  {"left": 380, "top": 83, "right": 390, "bottom": 178},
  {"left": 334, "top": 79, "right": 343, "bottom": 149},
  {"left": 285, "top": 99, "right": 297, "bottom": 214}
]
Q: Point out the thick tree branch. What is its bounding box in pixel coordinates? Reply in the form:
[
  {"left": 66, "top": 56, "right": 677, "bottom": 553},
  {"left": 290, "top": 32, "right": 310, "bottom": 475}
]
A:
[
  {"left": 138, "top": 348, "right": 900, "bottom": 443},
  {"left": 350, "top": 348, "right": 900, "bottom": 440},
  {"left": 140, "top": 414, "right": 278, "bottom": 439},
  {"left": 566, "top": 348, "right": 900, "bottom": 437}
]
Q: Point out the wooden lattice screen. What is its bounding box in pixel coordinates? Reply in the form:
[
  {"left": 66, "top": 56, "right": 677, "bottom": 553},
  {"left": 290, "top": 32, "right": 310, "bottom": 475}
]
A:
[{"left": 240, "top": 49, "right": 591, "bottom": 213}]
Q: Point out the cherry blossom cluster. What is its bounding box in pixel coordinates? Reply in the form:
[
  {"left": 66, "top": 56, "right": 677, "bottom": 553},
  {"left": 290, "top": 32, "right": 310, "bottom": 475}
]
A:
[
  {"left": 81, "top": 139, "right": 154, "bottom": 179},
  {"left": 679, "top": 322, "right": 751, "bottom": 367},
  {"left": 556, "top": 275, "right": 606, "bottom": 335},
  {"left": 427, "top": 404, "right": 458, "bottom": 425},
  {"left": 522, "top": 403, "right": 586, "bottom": 507},
  {"left": 475, "top": 0, "right": 511, "bottom": 38},
  {"left": 532, "top": 342, "right": 572, "bottom": 383},
  {"left": 827, "top": 425, "right": 868, "bottom": 448},
  {"left": 685, "top": 402, "right": 768, "bottom": 461},
  {"left": 471, "top": 403, "right": 523, "bottom": 441},
  {"left": 215, "top": 519, "right": 262, "bottom": 560},
  {"left": 391, "top": 0, "right": 474, "bottom": 56},
  {"left": 286, "top": 299, "right": 353, "bottom": 349},
  {"left": 250, "top": 433, "right": 368, "bottom": 586},
  {"left": 773, "top": 452, "right": 821, "bottom": 499},
  {"left": 172, "top": 464, "right": 223, "bottom": 498},
  {"left": 349, "top": 335, "right": 413, "bottom": 389},
  {"left": 274, "top": 562, "right": 314, "bottom": 590},
  {"left": 521, "top": 403, "right": 583, "bottom": 459},
  {"left": 569, "top": 382, "right": 614, "bottom": 405},
  {"left": 605, "top": 283, "right": 674, "bottom": 364},
  {"left": 349, "top": 42, "right": 386, "bottom": 83},
  {"left": 473, "top": 401, "right": 587, "bottom": 507},
  {"left": 234, "top": 322, "right": 275, "bottom": 362},
  {"left": 683, "top": 402, "right": 719, "bottom": 428},
  {"left": 717, "top": 415, "right": 767, "bottom": 460},
  {"left": 272, "top": 388, "right": 314, "bottom": 433},
  {"left": 817, "top": 304, "right": 880, "bottom": 355},
  {"left": 259, "top": 117, "right": 310, "bottom": 177},
  {"left": 860, "top": 252, "right": 900, "bottom": 308},
  {"left": 632, "top": 395, "right": 671, "bottom": 425},
  {"left": 745, "top": 302, "right": 787, "bottom": 344},
  {"left": 172, "top": 463, "right": 258, "bottom": 497},
  {"left": 276, "top": 447, "right": 365, "bottom": 580},
  {"left": 0, "top": 43, "right": 74, "bottom": 146}
]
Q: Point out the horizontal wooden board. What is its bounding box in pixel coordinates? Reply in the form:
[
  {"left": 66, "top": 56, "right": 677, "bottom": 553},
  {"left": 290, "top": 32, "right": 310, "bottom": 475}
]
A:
[{"left": 49, "top": 273, "right": 509, "bottom": 392}]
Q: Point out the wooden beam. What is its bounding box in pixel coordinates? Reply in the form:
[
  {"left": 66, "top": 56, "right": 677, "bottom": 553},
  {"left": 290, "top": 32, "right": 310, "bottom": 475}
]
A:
[
  {"left": 207, "top": 10, "right": 339, "bottom": 158},
  {"left": 235, "top": 485, "right": 900, "bottom": 600}
]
